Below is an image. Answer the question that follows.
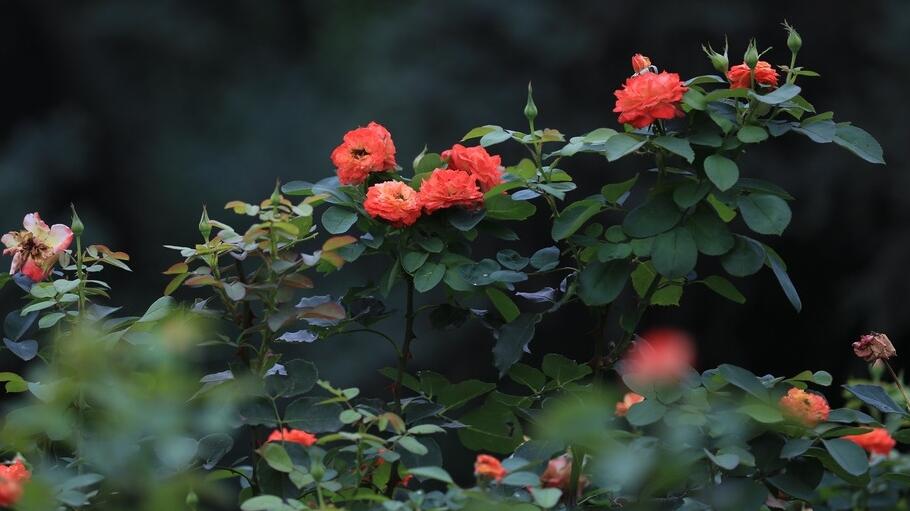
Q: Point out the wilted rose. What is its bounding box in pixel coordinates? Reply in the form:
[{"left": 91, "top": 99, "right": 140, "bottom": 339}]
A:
[{"left": 852, "top": 332, "right": 897, "bottom": 363}]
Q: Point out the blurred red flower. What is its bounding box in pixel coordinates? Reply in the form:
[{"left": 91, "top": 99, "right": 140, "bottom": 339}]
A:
[
  {"left": 2, "top": 212, "right": 73, "bottom": 282},
  {"left": 441, "top": 144, "right": 504, "bottom": 193},
  {"left": 727, "top": 61, "right": 779, "bottom": 89},
  {"left": 615, "top": 392, "right": 645, "bottom": 417},
  {"left": 613, "top": 71, "right": 688, "bottom": 128},
  {"left": 266, "top": 428, "right": 317, "bottom": 447},
  {"left": 0, "top": 460, "right": 31, "bottom": 508},
  {"left": 330, "top": 121, "right": 397, "bottom": 185},
  {"left": 417, "top": 169, "right": 484, "bottom": 214},
  {"left": 843, "top": 428, "right": 896, "bottom": 456},
  {"left": 364, "top": 181, "right": 422, "bottom": 227},
  {"left": 621, "top": 328, "right": 695, "bottom": 383},
  {"left": 474, "top": 454, "right": 507, "bottom": 482}
]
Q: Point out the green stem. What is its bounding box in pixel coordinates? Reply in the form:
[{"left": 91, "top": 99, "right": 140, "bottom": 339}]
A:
[
  {"left": 75, "top": 236, "right": 86, "bottom": 316},
  {"left": 884, "top": 361, "right": 910, "bottom": 413},
  {"left": 567, "top": 446, "right": 584, "bottom": 508},
  {"left": 591, "top": 306, "right": 610, "bottom": 382},
  {"left": 605, "top": 274, "right": 660, "bottom": 367},
  {"left": 393, "top": 277, "right": 416, "bottom": 414}
]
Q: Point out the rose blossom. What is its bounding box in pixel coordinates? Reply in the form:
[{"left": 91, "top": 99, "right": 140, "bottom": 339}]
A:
[
  {"left": 613, "top": 71, "right": 688, "bottom": 129},
  {"left": 417, "top": 168, "right": 484, "bottom": 214},
  {"left": 779, "top": 388, "right": 830, "bottom": 427},
  {"left": 540, "top": 454, "right": 586, "bottom": 494},
  {"left": 330, "top": 121, "right": 397, "bottom": 185},
  {"left": 2, "top": 212, "right": 74, "bottom": 282},
  {"left": 440, "top": 144, "right": 504, "bottom": 193},
  {"left": 843, "top": 428, "right": 896, "bottom": 456},
  {"left": 615, "top": 392, "right": 645, "bottom": 417},
  {"left": 631, "top": 53, "right": 652, "bottom": 74},
  {"left": 363, "top": 181, "right": 422, "bottom": 227},
  {"left": 474, "top": 454, "right": 507, "bottom": 482},
  {"left": 726, "top": 61, "right": 779, "bottom": 89},
  {"left": 266, "top": 428, "right": 317, "bottom": 447},
  {"left": 852, "top": 332, "right": 897, "bottom": 363},
  {"left": 621, "top": 329, "right": 695, "bottom": 383},
  {"left": 0, "top": 460, "right": 30, "bottom": 508}
]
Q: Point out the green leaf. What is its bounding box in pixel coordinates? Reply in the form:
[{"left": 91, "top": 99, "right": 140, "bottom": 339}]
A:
[
  {"left": 408, "top": 466, "right": 454, "bottom": 485},
  {"left": 704, "top": 155, "right": 739, "bottom": 192},
  {"left": 738, "top": 194, "right": 792, "bottom": 235},
  {"left": 4, "top": 310, "right": 37, "bottom": 341},
  {"left": 767, "top": 250, "right": 802, "bottom": 312},
  {"left": 551, "top": 200, "right": 601, "bottom": 241},
  {"left": 259, "top": 443, "right": 293, "bottom": 473},
  {"left": 602, "top": 175, "right": 638, "bottom": 204},
  {"left": 672, "top": 180, "right": 711, "bottom": 209},
  {"left": 413, "top": 151, "right": 444, "bottom": 175},
  {"left": 718, "top": 364, "right": 768, "bottom": 401},
  {"left": 626, "top": 399, "right": 666, "bottom": 426},
  {"left": 457, "top": 401, "right": 523, "bottom": 453},
  {"left": 651, "top": 227, "right": 697, "bottom": 279},
  {"left": 4, "top": 338, "right": 38, "bottom": 361},
  {"left": 492, "top": 313, "right": 540, "bottom": 376},
  {"left": 652, "top": 136, "right": 694, "bottom": 163},
  {"left": 822, "top": 439, "right": 869, "bottom": 476},
  {"left": 242, "top": 496, "right": 293, "bottom": 511},
  {"left": 604, "top": 134, "right": 646, "bottom": 161},
  {"left": 737, "top": 126, "right": 769, "bottom": 144},
  {"left": 529, "top": 247, "right": 559, "bottom": 271},
  {"left": 750, "top": 83, "right": 801, "bottom": 105},
  {"left": 496, "top": 249, "right": 529, "bottom": 271},
  {"left": 321, "top": 206, "right": 358, "bottom": 234},
  {"left": 462, "top": 125, "right": 500, "bottom": 141},
  {"left": 138, "top": 296, "right": 175, "bottom": 323},
  {"left": 687, "top": 209, "right": 734, "bottom": 256},
  {"left": 542, "top": 353, "right": 591, "bottom": 385},
  {"left": 738, "top": 404, "right": 783, "bottom": 423},
  {"left": 578, "top": 260, "right": 629, "bottom": 306},
  {"left": 833, "top": 124, "right": 885, "bottom": 164},
  {"left": 197, "top": 433, "right": 234, "bottom": 470},
  {"left": 413, "top": 262, "right": 445, "bottom": 293},
  {"left": 485, "top": 287, "right": 520, "bottom": 322},
  {"left": 437, "top": 379, "right": 496, "bottom": 410},
  {"left": 706, "top": 193, "right": 737, "bottom": 222},
  {"left": 530, "top": 487, "right": 562, "bottom": 509},
  {"left": 596, "top": 242, "right": 632, "bottom": 262},
  {"left": 38, "top": 312, "right": 66, "bottom": 329},
  {"left": 480, "top": 128, "right": 512, "bottom": 147},
  {"left": 21, "top": 301, "right": 55, "bottom": 315},
  {"left": 397, "top": 436, "right": 428, "bottom": 455},
  {"left": 401, "top": 251, "right": 428, "bottom": 274},
  {"left": 843, "top": 384, "right": 907, "bottom": 415},
  {"left": 485, "top": 194, "right": 536, "bottom": 220},
  {"left": 702, "top": 276, "right": 746, "bottom": 304},
  {"left": 622, "top": 194, "right": 682, "bottom": 238},
  {"left": 508, "top": 363, "right": 546, "bottom": 391},
  {"left": 720, "top": 235, "right": 765, "bottom": 277},
  {"left": 285, "top": 397, "right": 344, "bottom": 432}
]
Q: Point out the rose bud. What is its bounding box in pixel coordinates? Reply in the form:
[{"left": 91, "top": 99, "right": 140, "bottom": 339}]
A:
[
  {"left": 783, "top": 20, "right": 802, "bottom": 54},
  {"left": 744, "top": 39, "right": 759, "bottom": 69},
  {"left": 853, "top": 332, "right": 897, "bottom": 363},
  {"left": 631, "top": 53, "right": 652, "bottom": 74},
  {"left": 702, "top": 40, "right": 729, "bottom": 74}
]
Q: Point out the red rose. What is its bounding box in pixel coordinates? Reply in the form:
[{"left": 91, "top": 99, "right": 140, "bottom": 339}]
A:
[
  {"left": 779, "top": 388, "right": 830, "bottom": 427},
  {"left": 613, "top": 71, "right": 688, "bottom": 128},
  {"left": 843, "top": 428, "right": 896, "bottom": 456},
  {"left": 631, "top": 53, "right": 652, "bottom": 74},
  {"left": 266, "top": 428, "right": 317, "bottom": 447},
  {"left": 2, "top": 212, "right": 74, "bottom": 282},
  {"left": 330, "top": 121, "right": 397, "bottom": 185},
  {"left": 621, "top": 328, "right": 695, "bottom": 383},
  {"left": 440, "top": 144, "right": 504, "bottom": 193},
  {"left": 615, "top": 392, "right": 645, "bottom": 417},
  {"left": 364, "top": 181, "right": 422, "bottom": 227},
  {"left": 726, "top": 61, "right": 779, "bottom": 89},
  {"left": 474, "top": 454, "right": 507, "bottom": 482},
  {"left": 417, "top": 169, "right": 483, "bottom": 214},
  {"left": 0, "top": 460, "right": 30, "bottom": 508}
]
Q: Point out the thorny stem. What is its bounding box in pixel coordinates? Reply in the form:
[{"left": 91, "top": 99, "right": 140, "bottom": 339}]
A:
[
  {"left": 884, "top": 361, "right": 910, "bottom": 413},
  {"left": 393, "top": 276, "right": 416, "bottom": 414}
]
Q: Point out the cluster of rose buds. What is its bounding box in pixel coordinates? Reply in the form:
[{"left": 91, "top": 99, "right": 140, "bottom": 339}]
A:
[{"left": 331, "top": 123, "right": 503, "bottom": 227}]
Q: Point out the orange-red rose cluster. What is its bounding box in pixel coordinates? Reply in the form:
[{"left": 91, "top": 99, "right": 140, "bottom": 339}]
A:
[
  {"left": 727, "top": 61, "right": 779, "bottom": 89},
  {"left": 334, "top": 123, "right": 500, "bottom": 227},
  {"left": 779, "top": 388, "right": 830, "bottom": 427},
  {"left": 614, "top": 60, "right": 688, "bottom": 128}
]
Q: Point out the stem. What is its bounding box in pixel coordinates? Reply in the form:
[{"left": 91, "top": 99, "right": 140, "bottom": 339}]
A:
[
  {"left": 393, "top": 277, "right": 416, "bottom": 414},
  {"left": 605, "top": 275, "right": 660, "bottom": 367},
  {"left": 75, "top": 236, "right": 86, "bottom": 316},
  {"left": 567, "top": 446, "right": 584, "bottom": 508},
  {"left": 591, "top": 306, "right": 609, "bottom": 382},
  {"left": 884, "top": 361, "right": 910, "bottom": 412}
]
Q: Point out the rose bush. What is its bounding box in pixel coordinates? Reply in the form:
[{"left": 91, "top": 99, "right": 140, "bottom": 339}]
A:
[{"left": 1, "top": 24, "right": 907, "bottom": 511}]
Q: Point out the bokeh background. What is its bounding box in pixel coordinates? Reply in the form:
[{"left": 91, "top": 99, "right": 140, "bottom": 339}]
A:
[{"left": 2, "top": 1, "right": 908, "bottom": 400}]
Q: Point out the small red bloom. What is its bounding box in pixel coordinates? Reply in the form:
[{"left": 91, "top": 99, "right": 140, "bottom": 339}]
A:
[
  {"left": 0, "top": 460, "right": 31, "bottom": 508},
  {"left": 266, "top": 428, "right": 317, "bottom": 447},
  {"left": 613, "top": 71, "right": 688, "bottom": 129},
  {"left": 364, "top": 181, "right": 422, "bottom": 227},
  {"left": 330, "top": 122, "right": 397, "bottom": 185},
  {"left": 615, "top": 392, "right": 645, "bottom": 417},
  {"left": 417, "top": 169, "right": 484, "bottom": 214},
  {"left": 474, "top": 454, "right": 507, "bottom": 482},
  {"left": 441, "top": 144, "right": 504, "bottom": 193},
  {"left": 631, "top": 54, "right": 652, "bottom": 74},
  {"left": 779, "top": 388, "right": 830, "bottom": 427},
  {"left": 843, "top": 428, "right": 896, "bottom": 456},
  {"left": 2, "top": 212, "right": 74, "bottom": 282},
  {"left": 726, "top": 61, "right": 779, "bottom": 89},
  {"left": 540, "top": 454, "right": 585, "bottom": 494},
  {"left": 621, "top": 329, "right": 695, "bottom": 383}
]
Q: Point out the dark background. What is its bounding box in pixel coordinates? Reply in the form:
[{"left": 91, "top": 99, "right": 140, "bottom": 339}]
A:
[{"left": 2, "top": 1, "right": 908, "bottom": 397}]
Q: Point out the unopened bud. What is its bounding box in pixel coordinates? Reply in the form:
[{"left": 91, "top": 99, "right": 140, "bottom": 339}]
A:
[
  {"left": 744, "top": 39, "right": 759, "bottom": 69},
  {"left": 198, "top": 206, "right": 212, "bottom": 240},
  {"left": 523, "top": 82, "right": 538, "bottom": 123},
  {"left": 70, "top": 204, "right": 84, "bottom": 236},
  {"left": 784, "top": 21, "right": 802, "bottom": 54},
  {"left": 702, "top": 39, "right": 729, "bottom": 74},
  {"left": 631, "top": 53, "right": 651, "bottom": 74},
  {"left": 270, "top": 180, "right": 282, "bottom": 207}
]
